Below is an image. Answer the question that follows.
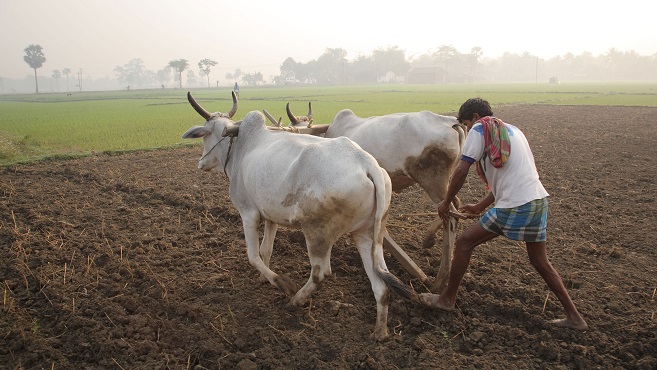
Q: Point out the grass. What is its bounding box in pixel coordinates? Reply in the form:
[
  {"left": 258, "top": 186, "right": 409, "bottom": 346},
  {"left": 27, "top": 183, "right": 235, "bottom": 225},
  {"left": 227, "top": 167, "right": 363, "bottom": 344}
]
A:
[{"left": 1, "top": 83, "right": 656, "bottom": 166}]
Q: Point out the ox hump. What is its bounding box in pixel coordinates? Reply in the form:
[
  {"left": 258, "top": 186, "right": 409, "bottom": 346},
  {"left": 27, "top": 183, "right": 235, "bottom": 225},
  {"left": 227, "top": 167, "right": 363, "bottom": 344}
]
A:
[
  {"left": 333, "top": 109, "right": 357, "bottom": 121},
  {"left": 239, "top": 111, "right": 268, "bottom": 134}
]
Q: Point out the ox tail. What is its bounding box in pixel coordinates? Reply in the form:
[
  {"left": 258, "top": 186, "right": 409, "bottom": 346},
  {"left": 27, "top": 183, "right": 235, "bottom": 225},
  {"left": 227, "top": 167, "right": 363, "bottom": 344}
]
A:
[
  {"left": 452, "top": 122, "right": 467, "bottom": 149},
  {"left": 369, "top": 167, "right": 419, "bottom": 303},
  {"left": 376, "top": 259, "right": 419, "bottom": 303},
  {"left": 450, "top": 123, "right": 466, "bottom": 212}
]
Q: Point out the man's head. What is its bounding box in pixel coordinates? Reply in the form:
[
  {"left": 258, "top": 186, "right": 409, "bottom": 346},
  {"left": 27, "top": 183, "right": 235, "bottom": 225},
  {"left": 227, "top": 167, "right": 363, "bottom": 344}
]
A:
[{"left": 457, "top": 98, "right": 493, "bottom": 128}]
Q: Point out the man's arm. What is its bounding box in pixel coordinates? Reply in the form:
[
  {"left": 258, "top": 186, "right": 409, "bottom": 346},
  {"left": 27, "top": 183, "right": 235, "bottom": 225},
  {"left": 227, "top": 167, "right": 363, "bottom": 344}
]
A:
[
  {"left": 460, "top": 191, "right": 494, "bottom": 215},
  {"left": 477, "top": 191, "right": 495, "bottom": 210}
]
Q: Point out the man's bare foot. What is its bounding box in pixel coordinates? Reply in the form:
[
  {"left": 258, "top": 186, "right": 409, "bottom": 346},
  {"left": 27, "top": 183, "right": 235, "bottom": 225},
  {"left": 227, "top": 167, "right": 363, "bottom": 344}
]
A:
[
  {"left": 551, "top": 318, "right": 588, "bottom": 330},
  {"left": 419, "top": 293, "right": 455, "bottom": 311}
]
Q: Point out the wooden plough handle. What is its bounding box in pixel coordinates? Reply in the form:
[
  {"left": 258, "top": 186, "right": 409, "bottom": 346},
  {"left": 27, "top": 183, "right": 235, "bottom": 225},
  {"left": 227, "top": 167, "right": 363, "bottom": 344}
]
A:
[{"left": 399, "top": 211, "right": 480, "bottom": 219}]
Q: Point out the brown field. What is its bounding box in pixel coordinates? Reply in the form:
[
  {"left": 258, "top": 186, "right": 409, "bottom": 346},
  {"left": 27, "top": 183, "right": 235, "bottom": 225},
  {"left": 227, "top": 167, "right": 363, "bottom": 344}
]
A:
[{"left": 1, "top": 105, "right": 656, "bottom": 369}]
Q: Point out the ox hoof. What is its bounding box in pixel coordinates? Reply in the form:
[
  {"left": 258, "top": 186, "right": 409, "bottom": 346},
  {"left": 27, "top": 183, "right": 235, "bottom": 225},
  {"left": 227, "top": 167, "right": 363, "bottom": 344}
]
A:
[
  {"left": 285, "top": 300, "right": 303, "bottom": 312},
  {"left": 370, "top": 328, "right": 389, "bottom": 342},
  {"left": 273, "top": 274, "right": 297, "bottom": 296},
  {"left": 289, "top": 295, "right": 308, "bottom": 307}
]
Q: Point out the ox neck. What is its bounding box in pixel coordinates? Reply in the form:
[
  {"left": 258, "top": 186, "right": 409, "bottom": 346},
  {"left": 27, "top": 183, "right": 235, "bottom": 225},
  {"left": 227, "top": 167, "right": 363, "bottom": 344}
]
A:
[{"left": 222, "top": 135, "right": 236, "bottom": 177}]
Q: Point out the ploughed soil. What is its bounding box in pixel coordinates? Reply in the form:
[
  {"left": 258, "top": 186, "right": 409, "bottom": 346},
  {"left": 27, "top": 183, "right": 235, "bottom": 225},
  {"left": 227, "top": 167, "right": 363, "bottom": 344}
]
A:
[{"left": 1, "top": 105, "right": 656, "bottom": 370}]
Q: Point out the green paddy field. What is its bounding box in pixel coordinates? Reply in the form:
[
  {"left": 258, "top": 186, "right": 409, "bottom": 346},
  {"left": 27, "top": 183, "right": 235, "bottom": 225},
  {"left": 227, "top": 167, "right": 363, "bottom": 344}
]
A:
[{"left": 1, "top": 83, "right": 655, "bottom": 165}]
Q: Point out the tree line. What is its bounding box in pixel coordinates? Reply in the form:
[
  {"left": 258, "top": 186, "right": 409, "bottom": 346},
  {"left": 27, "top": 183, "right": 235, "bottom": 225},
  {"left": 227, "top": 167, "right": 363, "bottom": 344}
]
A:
[
  {"left": 15, "top": 44, "right": 657, "bottom": 94},
  {"left": 279, "top": 46, "right": 657, "bottom": 84}
]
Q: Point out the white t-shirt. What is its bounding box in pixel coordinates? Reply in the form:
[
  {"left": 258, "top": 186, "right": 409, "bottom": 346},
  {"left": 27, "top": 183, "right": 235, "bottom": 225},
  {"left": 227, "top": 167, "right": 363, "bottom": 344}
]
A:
[{"left": 461, "top": 121, "right": 548, "bottom": 208}]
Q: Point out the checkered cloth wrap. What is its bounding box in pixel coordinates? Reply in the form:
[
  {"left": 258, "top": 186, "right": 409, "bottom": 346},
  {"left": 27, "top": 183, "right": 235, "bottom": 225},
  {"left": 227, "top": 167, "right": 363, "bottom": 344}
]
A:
[
  {"left": 476, "top": 116, "right": 511, "bottom": 189},
  {"left": 479, "top": 198, "right": 548, "bottom": 242}
]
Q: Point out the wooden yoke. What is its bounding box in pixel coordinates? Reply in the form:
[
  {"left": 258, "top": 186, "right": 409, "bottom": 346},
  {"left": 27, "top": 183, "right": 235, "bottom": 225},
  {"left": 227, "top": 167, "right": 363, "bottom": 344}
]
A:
[
  {"left": 267, "top": 124, "right": 330, "bottom": 135},
  {"left": 263, "top": 109, "right": 330, "bottom": 135}
]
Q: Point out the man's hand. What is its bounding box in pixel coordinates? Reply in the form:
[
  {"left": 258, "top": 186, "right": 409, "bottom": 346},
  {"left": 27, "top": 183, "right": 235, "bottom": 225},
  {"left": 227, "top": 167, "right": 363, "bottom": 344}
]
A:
[
  {"left": 459, "top": 203, "right": 483, "bottom": 215},
  {"left": 437, "top": 200, "right": 450, "bottom": 222}
]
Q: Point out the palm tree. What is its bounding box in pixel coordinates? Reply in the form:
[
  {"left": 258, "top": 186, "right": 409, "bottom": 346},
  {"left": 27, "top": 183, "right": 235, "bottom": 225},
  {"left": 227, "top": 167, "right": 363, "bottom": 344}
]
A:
[
  {"left": 225, "top": 68, "right": 242, "bottom": 83},
  {"left": 198, "top": 59, "right": 217, "bottom": 88},
  {"left": 604, "top": 48, "right": 622, "bottom": 79},
  {"left": 62, "top": 68, "right": 71, "bottom": 92},
  {"left": 23, "top": 44, "right": 46, "bottom": 94},
  {"left": 52, "top": 70, "right": 61, "bottom": 91},
  {"left": 168, "top": 59, "right": 189, "bottom": 89}
]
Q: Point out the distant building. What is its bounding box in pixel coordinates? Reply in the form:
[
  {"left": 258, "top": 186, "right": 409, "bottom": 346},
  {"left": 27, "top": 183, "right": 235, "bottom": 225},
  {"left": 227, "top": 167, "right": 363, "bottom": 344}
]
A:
[
  {"left": 406, "top": 67, "right": 447, "bottom": 84},
  {"left": 377, "top": 71, "right": 405, "bottom": 83}
]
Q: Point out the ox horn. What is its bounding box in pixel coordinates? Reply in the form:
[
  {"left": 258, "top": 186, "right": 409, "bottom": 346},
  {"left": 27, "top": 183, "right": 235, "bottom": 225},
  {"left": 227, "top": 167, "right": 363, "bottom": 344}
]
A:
[
  {"left": 187, "top": 91, "right": 238, "bottom": 120},
  {"left": 286, "top": 102, "right": 313, "bottom": 125},
  {"left": 286, "top": 102, "right": 301, "bottom": 125},
  {"left": 226, "top": 91, "right": 238, "bottom": 118},
  {"left": 187, "top": 92, "right": 212, "bottom": 120},
  {"left": 306, "top": 102, "right": 313, "bottom": 127}
]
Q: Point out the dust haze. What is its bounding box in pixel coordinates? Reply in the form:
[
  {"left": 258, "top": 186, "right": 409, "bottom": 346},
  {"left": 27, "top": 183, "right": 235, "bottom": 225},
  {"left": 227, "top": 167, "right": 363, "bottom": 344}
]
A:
[{"left": 1, "top": 0, "right": 655, "bottom": 83}]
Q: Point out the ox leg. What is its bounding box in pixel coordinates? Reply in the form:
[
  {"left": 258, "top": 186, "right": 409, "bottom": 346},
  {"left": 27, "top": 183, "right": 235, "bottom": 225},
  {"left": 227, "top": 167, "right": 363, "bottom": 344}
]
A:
[
  {"left": 423, "top": 194, "right": 461, "bottom": 249},
  {"left": 258, "top": 220, "right": 278, "bottom": 282},
  {"left": 290, "top": 235, "right": 334, "bottom": 307},
  {"left": 352, "top": 232, "right": 390, "bottom": 341},
  {"left": 422, "top": 218, "right": 443, "bottom": 249},
  {"left": 242, "top": 217, "right": 296, "bottom": 296}
]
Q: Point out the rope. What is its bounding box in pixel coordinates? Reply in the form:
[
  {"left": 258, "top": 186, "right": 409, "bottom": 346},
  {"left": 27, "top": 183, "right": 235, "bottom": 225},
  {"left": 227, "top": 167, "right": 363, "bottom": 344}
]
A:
[{"left": 198, "top": 134, "right": 236, "bottom": 178}]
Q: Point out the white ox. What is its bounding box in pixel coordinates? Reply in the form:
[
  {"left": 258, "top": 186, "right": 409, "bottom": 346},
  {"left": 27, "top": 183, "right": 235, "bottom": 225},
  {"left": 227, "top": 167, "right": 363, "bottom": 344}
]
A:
[
  {"left": 286, "top": 104, "right": 466, "bottom": 293},
  {"left": 182, "top": 92, "right": 417, "bottom": 340}
]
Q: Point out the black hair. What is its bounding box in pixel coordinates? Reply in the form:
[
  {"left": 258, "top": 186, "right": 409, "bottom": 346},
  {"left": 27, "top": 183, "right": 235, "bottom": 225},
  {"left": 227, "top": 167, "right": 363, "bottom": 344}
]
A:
[{"left": 457, "top": 98, "right": 494, "bottom": 123}]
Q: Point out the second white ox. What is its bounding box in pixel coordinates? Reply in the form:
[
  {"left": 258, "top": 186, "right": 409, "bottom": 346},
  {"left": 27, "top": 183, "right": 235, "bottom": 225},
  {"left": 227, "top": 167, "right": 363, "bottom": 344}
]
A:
[
  {"left": 182, "top": 92, "right": 417, "bottom": 340},
  {"left": 288, "top": 105, "right": 466, "bottom": 293}
]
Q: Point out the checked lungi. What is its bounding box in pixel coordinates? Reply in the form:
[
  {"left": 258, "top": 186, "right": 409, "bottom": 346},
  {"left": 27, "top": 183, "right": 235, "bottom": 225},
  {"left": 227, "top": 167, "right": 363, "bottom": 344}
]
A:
[{"left": 479, "top": 197, "right": 548, "bottom": 242}]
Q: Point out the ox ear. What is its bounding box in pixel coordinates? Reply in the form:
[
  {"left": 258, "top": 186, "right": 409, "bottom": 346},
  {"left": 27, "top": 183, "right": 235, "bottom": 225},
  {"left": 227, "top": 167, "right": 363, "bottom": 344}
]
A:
[{"left": 182, "top": 125, "right": 212, "bottom": 139}]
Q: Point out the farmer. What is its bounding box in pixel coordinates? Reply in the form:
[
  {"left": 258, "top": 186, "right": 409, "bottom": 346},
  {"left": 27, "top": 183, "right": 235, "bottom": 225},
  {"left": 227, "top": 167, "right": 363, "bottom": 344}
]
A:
[
  {"left": 233, "top": 82, "right": 240, "bottom": 98},
  {"left": 421, "top": 97, "right": 588, "bottom": 330}
]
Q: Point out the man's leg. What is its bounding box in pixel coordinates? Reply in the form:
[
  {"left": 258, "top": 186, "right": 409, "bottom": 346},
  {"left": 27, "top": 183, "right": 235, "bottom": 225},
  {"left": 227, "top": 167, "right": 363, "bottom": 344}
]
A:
[
  {"left": 526, "top": 241, "right": 588, "bottom": 330},
  {"left": 420, "top": 223, "right": 497, "bottom": 310}
]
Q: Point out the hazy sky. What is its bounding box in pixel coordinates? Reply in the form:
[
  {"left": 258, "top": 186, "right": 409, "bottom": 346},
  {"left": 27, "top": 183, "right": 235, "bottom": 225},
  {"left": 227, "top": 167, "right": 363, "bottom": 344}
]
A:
[{"left": 1, "top": 0, "right": 655, "bottom": 82}]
